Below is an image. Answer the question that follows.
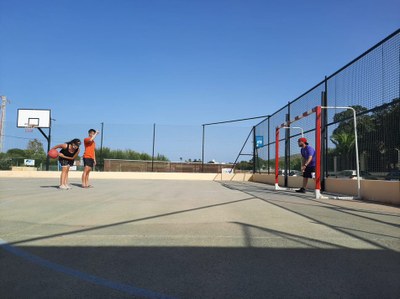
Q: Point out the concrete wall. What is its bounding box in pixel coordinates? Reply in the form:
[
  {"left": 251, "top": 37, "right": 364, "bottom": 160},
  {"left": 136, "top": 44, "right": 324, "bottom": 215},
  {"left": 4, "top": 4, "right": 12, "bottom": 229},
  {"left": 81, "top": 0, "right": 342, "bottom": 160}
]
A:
[
  {"left": 213, "top": 172, "right": 253, "bottom": 182},
  {"left": 326, "top": 178, "right": 400, "bottom": 205},
  {"left": 0, "top": 170, "right": 218, "bottom": 180},
  {"left": 251, "top": 174, "right": 316, "bottom": 189},
  {"left": 252, "top": 174, "right": 400, "bottom": 205},
  {"left": 0, "top": 170, "right": 252, "bottom": 182},
  {"left": 11, "top": 167, "right": 37, "bottom": 171}
]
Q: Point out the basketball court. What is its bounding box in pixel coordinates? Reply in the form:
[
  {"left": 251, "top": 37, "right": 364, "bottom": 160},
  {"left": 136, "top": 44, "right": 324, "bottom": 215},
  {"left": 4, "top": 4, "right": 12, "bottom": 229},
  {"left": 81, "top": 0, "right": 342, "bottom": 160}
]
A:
[{"left": 1, "top": 177, "right": 399, "bottom": 298}]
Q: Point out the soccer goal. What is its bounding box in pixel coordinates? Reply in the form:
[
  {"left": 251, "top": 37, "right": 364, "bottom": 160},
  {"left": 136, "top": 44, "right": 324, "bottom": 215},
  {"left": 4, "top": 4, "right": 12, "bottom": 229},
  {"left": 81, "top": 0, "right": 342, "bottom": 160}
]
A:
[{"left": 274, "top": 106, "right": 361, "bottom": 200}]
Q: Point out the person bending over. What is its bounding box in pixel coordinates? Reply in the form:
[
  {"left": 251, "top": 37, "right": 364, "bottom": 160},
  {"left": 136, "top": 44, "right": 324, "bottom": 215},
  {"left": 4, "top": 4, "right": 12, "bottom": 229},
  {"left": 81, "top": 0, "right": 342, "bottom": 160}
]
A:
[{"left": 52, "top": 138, "right": 81, "bottom": 190}]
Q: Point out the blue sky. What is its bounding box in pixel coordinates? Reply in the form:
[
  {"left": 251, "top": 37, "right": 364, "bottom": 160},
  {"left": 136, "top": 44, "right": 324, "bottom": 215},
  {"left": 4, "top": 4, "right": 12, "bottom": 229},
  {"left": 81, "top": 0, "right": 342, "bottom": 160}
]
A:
[{"left": 0, "top": 0, "right": 399, "bottom": 162}]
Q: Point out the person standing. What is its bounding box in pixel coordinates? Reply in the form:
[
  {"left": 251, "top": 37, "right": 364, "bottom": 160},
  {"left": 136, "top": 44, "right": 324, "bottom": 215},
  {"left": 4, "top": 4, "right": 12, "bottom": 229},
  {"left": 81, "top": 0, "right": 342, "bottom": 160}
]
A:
[
  {"left": 82, "top": 129, "right": 99, "bottom": 188},
  {"left": 52, "top": 138, "right": 81, "bottom": 190},
  {"left": 296, "top": 137, "right": 316, "bottom": 193}
]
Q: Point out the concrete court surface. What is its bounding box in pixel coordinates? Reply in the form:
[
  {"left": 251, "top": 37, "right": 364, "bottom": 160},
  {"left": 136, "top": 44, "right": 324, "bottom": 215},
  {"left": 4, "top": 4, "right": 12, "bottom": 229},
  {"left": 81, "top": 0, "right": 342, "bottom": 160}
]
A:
[{"left": 0, "top": 178, "right": 399, "bottom": 299}]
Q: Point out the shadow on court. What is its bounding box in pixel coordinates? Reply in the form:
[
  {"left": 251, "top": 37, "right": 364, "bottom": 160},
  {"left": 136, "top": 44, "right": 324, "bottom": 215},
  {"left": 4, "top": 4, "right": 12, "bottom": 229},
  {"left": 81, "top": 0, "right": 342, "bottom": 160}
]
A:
[
  {"left": 40, "top": 185, "right": 60, "bottom": 189},
  {"left": 1, "top": 179, "right": 399, "bottom": 298},
  {"left": 40, "top": 183, "right": 86, "bottom": 189},
  {"left": 2, "top": 243, "right": 400, "bottom": 298}
]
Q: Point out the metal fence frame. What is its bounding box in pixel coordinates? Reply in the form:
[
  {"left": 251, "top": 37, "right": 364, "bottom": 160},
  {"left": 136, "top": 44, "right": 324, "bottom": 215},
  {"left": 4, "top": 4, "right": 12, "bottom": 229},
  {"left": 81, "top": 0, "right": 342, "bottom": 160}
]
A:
[{"left": 252, "top": 29, "right": 400, "bottom": 187}]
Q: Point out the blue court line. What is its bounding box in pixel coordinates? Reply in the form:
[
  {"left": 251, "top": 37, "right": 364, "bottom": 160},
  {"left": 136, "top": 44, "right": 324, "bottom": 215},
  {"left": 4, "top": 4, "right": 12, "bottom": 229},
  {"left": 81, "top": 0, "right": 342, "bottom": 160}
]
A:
[{"left": 0, "top": 238, "right": 177, "bottom": 299}]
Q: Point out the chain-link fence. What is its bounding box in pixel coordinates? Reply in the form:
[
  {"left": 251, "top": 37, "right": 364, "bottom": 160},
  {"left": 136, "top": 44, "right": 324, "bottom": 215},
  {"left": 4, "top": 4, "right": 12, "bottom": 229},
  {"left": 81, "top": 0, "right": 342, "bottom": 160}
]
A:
[
  {"left": 1, "top": 30, "right": 399, "bottom": 177},
  {"left": 255, "top": 29, "right": 399, "bottom": 182},
  {"left": 0, "top": 120, "right": 253, "bottom": 172}
]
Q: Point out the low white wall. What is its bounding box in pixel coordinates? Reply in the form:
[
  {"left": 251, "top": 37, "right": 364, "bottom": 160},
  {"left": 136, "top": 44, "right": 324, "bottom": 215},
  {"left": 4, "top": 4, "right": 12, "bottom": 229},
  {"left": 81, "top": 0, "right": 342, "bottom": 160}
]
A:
[
  {"left": 11, "top": 167, "right": 37, "bottom": 171},
  {"left": 213, "top": 172, "right": 253, "bottom": 182},
  {"left": 0, "top": 170, "right": 249, "bottom": 181},
  {"left": 252, "top": 173, "right": 400, "bottom": 205},
  {"left": 251, "top": 173, "right": 315, "bottom": 189},
  {"left": 0, "top": 171, "right": 217, "bottom": 180},
  {"left": 326, "top": 178, "right": 400, "bottom": 205}
]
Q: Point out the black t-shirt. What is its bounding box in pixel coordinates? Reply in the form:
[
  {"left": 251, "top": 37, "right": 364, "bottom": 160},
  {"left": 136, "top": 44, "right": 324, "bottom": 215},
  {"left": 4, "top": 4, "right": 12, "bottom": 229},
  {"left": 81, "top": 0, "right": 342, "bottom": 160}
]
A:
[{"left": 59, "top": 143, "right": 78, "bottom": 158}]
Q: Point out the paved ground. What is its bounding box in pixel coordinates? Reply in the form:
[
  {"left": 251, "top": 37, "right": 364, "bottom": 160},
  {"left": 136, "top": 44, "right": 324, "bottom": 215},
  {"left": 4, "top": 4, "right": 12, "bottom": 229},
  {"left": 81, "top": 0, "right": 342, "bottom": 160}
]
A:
[{"left": 1, "top": 178, "right": 399, "bottom": 299}]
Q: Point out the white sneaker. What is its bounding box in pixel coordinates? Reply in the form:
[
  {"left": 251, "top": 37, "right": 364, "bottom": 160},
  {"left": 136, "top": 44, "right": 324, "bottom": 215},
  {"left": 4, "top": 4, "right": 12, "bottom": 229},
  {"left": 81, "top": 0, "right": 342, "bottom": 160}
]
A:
[{"left": 58, "top": 185, "right": 68, "bottom": 190}]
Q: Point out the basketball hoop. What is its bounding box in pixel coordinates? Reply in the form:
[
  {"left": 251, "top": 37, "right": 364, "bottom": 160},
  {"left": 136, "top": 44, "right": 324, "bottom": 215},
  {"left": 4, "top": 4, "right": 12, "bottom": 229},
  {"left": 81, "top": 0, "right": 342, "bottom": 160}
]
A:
[{"left": 25, "top": 124, "right": 36, "bottom": 133}]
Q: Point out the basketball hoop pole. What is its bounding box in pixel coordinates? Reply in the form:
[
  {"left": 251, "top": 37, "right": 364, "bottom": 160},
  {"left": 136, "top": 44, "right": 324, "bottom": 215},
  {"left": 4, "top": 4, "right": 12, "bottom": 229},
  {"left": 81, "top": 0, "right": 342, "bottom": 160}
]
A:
[{"left": 37, "top": 124, "right": 52, "bottom": 171}]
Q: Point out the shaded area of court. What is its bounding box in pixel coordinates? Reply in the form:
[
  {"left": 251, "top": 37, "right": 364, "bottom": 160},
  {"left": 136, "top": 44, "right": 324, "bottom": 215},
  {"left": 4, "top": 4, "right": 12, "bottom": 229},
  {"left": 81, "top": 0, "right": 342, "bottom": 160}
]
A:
[{"left": 1, "top": 178, "right": 399, "bottom": 298}]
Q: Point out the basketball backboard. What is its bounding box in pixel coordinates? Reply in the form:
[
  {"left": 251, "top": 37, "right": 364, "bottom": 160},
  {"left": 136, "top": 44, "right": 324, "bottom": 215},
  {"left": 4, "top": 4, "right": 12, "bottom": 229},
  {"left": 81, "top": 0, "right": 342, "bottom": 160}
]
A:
[{"left": 17, "top": 109, "right": 51, "bottom": 128}]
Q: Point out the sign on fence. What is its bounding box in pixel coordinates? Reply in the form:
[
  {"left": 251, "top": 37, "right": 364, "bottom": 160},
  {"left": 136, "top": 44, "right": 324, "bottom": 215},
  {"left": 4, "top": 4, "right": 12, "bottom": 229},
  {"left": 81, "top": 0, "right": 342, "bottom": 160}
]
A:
[
  {"left": 256, "top": 136, "right": 264, "bottom": 148},
  {"left": 24, "top": 159, "right": 35, "bottom": 166}
]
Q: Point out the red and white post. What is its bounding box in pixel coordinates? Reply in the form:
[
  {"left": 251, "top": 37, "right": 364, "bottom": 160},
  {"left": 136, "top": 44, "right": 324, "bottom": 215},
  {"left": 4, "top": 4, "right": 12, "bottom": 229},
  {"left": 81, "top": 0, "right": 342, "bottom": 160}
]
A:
[
  {"left": 275, "top": 127, "right": 280, "bottom": 189},
  {"left": 315, "top": 106, "right": 322, "bottom": 199},
  {"left": 274, "top": 106, "right": 322, "bottom": 198}
]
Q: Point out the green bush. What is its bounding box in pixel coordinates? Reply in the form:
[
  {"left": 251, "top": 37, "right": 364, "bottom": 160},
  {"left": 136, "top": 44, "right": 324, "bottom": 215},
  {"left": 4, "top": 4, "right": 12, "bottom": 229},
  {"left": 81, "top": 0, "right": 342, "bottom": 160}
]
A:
[{"left": 0, "top": 158, "right": 12, "bottom": 170}]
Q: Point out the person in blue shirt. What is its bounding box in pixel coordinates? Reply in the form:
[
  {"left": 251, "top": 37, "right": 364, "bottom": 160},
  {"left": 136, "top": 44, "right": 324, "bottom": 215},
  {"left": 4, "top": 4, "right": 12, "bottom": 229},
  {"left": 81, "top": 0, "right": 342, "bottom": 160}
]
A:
[{"left": 296, "top": 137, "right": 316, "bottom": 193}]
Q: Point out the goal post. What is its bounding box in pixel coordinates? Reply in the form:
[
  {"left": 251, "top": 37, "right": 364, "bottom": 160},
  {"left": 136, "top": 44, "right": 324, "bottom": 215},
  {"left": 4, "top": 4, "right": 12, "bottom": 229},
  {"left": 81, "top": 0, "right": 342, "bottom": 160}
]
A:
[
  {"left": 315, "top": 105, "right": 322, "bottom": 198},
  {"left": 321, "top": 106, "right": 361, "bottom": 200},
  {"left": 275, "top": 107, "right": 321, "bottom": 195},
  {"left": 274, "top": 105, "right": 361, "bottom": 200}
]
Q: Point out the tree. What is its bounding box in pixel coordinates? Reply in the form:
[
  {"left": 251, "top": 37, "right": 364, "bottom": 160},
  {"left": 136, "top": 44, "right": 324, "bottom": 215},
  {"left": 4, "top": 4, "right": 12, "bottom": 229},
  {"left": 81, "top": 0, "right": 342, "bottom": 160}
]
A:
[
  {"left": 0, "top": 152, "right": 12, "bottom": 170},
  {"left": 290, "top": 155, "right": 302, "bottom": 171},
  {"left": 370, "top": 99, "right": 400, "bottom": 168},
  {"left": 330, "top": 105, "right": 374, "bottom": 170},
  {"left": 349, "top": 100, "right": 400, "bottom": 171},
  {"left": 25, "top": 139, "right": 47, "bottom": 167},
  {"left": 331, "top": 132, "right": 355, "bottom": 152},
  {"left": 27, "top": 139, "right": 45, "bottom": 155},
  {"left": 329, "top": 100, "right": 400, "bottom": 172},
  {"left": 235, "top": 160, "right": 253, "bottom": 171},
  {"left": 332, "top": 105, "right": 375, "bottom": 137},
  {"left": 95, "top": 147, "right": 169, "bottom": 161},
  {"left": 330, "top": 131, "right": 356, "bottom": 169},
  {"left": 7, "top": 148, "right": 26, "bottom": 158}
]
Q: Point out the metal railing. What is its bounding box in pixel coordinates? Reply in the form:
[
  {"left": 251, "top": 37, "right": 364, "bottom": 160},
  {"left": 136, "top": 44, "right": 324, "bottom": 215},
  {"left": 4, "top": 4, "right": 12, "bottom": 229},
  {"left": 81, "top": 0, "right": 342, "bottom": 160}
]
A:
[{"left": 253, "top": 29, "right": 400, "bottom": 184}]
